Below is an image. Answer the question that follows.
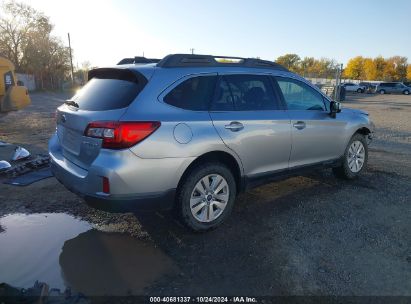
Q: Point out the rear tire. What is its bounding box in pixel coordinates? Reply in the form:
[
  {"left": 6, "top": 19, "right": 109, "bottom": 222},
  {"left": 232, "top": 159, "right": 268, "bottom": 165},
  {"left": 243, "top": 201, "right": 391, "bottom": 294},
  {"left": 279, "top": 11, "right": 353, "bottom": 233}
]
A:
[
  {"left": 176, "top": 162, "right": 236, "bottom": 232},
  {"left": 357, "top": 88, "right": 363, "bottom": 93},
  {"left": 333, "top": 133, "right": 368, "bottom": 180}
]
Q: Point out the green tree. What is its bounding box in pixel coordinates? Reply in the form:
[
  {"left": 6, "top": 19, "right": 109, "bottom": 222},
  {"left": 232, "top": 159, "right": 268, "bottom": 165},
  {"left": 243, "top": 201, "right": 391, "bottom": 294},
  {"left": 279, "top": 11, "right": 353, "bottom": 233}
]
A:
[
  {"left": 300, "top": 57, "right": 316, "bottom": 77},
  {"left": 275, "top": 54, "right": 301, "bottom": 72},
  {"left": 315, "top": 58, "right": 338, "bottom": 79}
]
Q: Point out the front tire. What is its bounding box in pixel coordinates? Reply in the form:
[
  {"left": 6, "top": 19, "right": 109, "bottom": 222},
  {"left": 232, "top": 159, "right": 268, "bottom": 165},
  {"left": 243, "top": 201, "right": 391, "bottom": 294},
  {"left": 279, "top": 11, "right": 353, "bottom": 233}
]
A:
[
  {"left": 379, "top": 89, "right": 386, "bottom": 94},
  {"left": 333, "top": 133, "right": 368, "bottom": 180},
  {"left": 357, "top": 88, "right": 363, "bottom": 93},
  {"left": 403, "top": 90, "right": 410, "bottom": 95},
  {"left": 176, "top": 162, "right": 236, "bottom": 232}
]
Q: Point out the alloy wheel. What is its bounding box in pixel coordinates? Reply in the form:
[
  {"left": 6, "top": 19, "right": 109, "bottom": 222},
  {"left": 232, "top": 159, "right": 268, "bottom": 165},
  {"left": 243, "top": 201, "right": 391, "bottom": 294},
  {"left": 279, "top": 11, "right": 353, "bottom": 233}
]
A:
[
  {"left": 347, "top": 140, "right": 365, "bottom": 173},
  {"left": 190, "top": 174, "right": 230, "bottom": 223}
]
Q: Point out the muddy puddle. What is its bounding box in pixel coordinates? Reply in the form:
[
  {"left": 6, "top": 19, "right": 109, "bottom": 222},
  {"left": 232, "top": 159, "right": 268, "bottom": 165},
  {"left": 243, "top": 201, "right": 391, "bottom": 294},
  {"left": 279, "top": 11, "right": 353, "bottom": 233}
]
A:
[{"left": 0, "top": 213, "right": 177, "bottom": 296}]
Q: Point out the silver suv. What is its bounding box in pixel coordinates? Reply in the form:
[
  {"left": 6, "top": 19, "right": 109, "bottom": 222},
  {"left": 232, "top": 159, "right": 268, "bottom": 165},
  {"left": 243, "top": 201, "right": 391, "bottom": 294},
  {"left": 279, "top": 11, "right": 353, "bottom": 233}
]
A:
[
  {"left": 49, "top": 54, "right": 374, "bottom": 231},
  {"left": 376, "top": 82, "right": 410, "bottom": 95}
]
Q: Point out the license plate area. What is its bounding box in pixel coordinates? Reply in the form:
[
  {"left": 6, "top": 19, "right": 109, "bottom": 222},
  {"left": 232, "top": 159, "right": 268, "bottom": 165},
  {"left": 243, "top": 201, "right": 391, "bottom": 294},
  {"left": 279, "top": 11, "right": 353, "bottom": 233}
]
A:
[{"left": 62, "top": 127, "right": 81, "bottom": 155}]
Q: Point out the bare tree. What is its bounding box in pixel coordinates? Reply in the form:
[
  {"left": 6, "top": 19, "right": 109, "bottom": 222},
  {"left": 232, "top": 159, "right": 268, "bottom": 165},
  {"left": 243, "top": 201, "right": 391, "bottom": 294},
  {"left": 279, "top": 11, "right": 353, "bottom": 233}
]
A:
[{"left": 0, "top": 0, "right": 72, "bottom": 89}]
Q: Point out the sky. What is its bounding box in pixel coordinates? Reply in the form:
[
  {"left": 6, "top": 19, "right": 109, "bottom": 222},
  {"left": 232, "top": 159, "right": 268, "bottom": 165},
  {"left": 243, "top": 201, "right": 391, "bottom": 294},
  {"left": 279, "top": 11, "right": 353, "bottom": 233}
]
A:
[{"left": 18, "top": 0, "right": 411, "bottom": 68}]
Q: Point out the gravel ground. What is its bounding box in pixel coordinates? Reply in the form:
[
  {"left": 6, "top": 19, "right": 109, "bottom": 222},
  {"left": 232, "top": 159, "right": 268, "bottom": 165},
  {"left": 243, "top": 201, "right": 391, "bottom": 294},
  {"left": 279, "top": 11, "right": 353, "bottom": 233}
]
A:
[{"left": 0, "top": 91, "right": 410, "bottom": 296}]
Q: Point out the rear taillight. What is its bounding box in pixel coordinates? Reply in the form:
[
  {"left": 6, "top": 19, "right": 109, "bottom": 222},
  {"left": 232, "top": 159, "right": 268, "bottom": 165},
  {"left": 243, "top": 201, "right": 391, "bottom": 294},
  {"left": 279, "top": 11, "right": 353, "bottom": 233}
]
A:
[{"left": 84, "top": 121, "right": 160, "bottom": 149}]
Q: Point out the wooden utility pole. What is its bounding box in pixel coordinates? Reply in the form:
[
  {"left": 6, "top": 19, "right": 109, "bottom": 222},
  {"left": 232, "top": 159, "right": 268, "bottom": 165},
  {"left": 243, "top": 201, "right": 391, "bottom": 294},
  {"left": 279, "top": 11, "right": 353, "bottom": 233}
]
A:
[{"left": 68, "top": 33, "right": 74, "bottom": 86}]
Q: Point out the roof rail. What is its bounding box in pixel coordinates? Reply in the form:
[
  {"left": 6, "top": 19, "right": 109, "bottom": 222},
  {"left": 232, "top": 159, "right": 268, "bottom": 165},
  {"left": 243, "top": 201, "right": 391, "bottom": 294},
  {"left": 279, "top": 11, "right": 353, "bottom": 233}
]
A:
[
  {"left": 156, "top": 54, "right": 288, "bottom": 71},
  {"left": 117, "top": 56, "right": 161, "bottom": 65}
]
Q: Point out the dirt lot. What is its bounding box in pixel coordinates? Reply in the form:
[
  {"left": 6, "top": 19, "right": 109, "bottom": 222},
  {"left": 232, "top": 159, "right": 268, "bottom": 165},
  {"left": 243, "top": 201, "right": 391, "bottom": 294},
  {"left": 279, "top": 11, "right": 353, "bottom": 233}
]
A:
[{"left": 0, "top": 92, "right": 410, "bottom": 296}]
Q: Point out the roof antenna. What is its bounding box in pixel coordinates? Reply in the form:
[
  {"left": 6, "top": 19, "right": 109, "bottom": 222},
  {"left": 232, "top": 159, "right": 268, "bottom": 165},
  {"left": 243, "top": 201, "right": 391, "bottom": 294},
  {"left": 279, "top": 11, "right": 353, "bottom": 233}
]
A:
[{"left": 190, "top": 48, "right": 195, "bottom": 54}]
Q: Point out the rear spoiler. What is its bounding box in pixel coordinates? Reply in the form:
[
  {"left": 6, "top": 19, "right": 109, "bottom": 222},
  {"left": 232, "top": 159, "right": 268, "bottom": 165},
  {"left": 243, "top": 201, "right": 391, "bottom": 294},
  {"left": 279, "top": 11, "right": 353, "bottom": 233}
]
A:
[
  {"left": 117, "top": 56, "right": 161, "bottom": 65},
  {"left": 87, "top": 68, "right": 148, "bottom": 89}
]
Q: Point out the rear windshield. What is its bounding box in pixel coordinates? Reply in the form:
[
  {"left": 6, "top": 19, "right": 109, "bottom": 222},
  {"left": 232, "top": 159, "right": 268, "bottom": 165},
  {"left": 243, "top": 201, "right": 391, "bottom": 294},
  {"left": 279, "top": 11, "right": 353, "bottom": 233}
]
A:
[{"left": 69, "top": 68, "right": 147, "bottom": 111}]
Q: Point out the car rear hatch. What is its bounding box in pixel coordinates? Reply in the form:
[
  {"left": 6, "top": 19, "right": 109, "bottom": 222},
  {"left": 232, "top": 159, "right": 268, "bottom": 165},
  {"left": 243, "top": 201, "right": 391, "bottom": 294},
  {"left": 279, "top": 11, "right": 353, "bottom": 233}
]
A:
[{"left": 56, "top": 68, "right": 148, "bottom": 170}]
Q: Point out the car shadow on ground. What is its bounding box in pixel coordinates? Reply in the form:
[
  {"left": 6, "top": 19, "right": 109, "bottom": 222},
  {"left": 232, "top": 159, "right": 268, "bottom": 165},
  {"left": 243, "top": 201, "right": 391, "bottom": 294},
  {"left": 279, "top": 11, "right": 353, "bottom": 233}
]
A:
[
  {"left": 131, "top": 167, "right": 392, "bottom": 296},
  {"left": 135, "top": 174, "right": 328, "bottom": 292},
  {"left": 132, "top": 160, "right": 411, "bottom": 296}
]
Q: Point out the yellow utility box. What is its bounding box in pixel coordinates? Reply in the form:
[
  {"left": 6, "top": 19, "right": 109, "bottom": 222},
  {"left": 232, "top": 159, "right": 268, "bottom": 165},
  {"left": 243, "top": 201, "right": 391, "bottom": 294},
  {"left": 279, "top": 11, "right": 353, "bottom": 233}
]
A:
[{"left": 0, "top": 57, "right": 31, "bottom": 112}]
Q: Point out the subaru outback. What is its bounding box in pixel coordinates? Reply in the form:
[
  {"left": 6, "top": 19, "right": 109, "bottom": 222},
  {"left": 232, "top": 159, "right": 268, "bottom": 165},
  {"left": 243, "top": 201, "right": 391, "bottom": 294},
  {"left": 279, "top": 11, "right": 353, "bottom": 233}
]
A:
[{"left": 49, "top": 54, "right": 374, "bottom": 231}]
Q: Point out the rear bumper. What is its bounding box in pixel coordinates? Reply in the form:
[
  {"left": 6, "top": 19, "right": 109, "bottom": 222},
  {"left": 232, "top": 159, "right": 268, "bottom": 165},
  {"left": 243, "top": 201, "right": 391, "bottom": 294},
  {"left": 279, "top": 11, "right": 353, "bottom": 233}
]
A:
[
  {"left": 49, "top": 133, "right": 192, "bottom": 212},
  {"left": 51, "top": 160, "right": 176, "bottom": 211}
]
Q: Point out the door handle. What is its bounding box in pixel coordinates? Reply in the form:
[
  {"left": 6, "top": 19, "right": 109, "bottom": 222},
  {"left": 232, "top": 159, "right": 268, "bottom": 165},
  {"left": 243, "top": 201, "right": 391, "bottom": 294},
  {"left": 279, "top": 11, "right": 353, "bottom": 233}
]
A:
[
  {"left": 225, "top": 121, "right": 244, "bottom": 132},
  {"left": 293, "top": 121, "right": 306, "bottom": 130}
]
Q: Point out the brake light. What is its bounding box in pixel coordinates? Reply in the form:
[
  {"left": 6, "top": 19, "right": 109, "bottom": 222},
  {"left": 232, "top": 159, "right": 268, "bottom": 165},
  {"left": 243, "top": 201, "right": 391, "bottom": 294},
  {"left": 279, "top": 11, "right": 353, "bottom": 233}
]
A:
[{"left": 84, "top": 121, "right": 160, "bottom": 149}]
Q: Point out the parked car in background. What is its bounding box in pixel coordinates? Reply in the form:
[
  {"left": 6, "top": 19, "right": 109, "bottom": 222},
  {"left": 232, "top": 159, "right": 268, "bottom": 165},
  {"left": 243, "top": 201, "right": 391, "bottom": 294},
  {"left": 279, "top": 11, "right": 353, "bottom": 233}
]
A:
[
  {"left": 49, "top": 54, "right": 374, "bottom": 231},
  {"left": 376, "top": 82, "right": 410, "bottom": 95},
  {"left": 359, "top": 82, "right": 377, "bottom": 94},
  {"left": 341, "top": 82, "right": 365, "bottom": 93}
]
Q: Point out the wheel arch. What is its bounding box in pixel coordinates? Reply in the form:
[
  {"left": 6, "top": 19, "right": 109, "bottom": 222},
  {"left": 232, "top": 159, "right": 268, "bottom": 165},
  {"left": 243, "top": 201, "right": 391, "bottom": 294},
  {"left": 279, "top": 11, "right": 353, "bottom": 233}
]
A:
[
  {"left": 177, "top": 151, "right": 244, "bottom": 195},
  {"left": 341, "top": 126, "right": 372, "bottom": 154},
  {"left": 355, "top": 127, "right": 372, "bottom": 137}
]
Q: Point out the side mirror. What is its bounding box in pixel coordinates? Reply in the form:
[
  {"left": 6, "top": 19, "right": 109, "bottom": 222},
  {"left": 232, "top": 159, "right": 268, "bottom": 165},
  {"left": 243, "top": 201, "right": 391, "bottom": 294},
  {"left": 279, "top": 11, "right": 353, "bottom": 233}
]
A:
[{"left": 330, "top": 101, "right": 342, "bottom": 118}]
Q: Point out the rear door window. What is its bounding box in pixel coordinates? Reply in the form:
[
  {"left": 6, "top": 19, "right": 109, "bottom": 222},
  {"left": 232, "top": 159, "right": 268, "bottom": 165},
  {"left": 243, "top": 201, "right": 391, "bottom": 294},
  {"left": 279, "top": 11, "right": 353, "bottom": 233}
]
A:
[
  {"left": 164, "top": 75, "right": 217, "bottom": 111},
  {"left": 211, "top": 74, "right": 279, "bottom": 111},
  {"left": 70, "top": 68, "right": 147, "bottom": 111}
]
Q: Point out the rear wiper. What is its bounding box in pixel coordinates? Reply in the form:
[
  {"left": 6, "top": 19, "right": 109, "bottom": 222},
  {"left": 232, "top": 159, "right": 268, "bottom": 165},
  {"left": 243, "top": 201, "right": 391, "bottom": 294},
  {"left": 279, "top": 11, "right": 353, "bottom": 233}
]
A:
[{"left": 65, "top": 100, "right": 79, "bottom": 108}]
